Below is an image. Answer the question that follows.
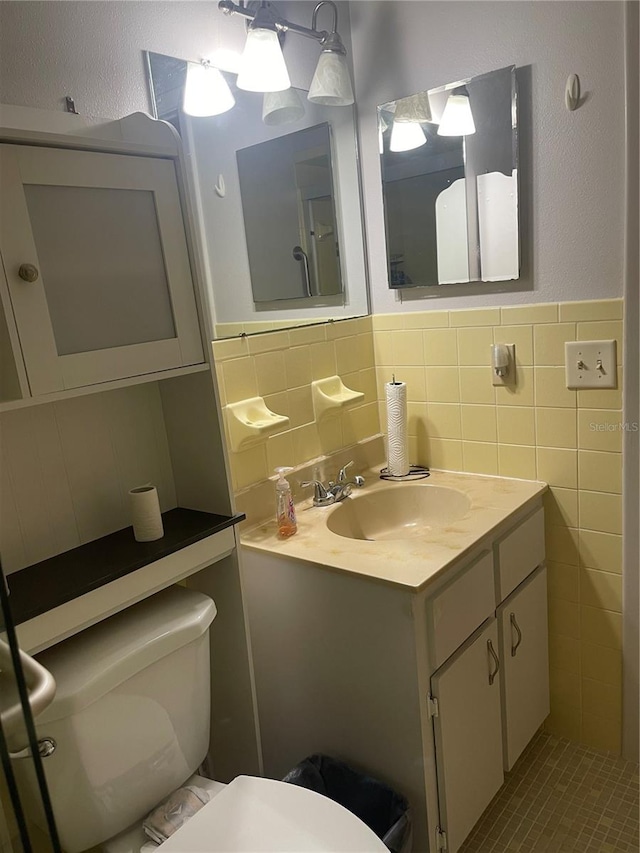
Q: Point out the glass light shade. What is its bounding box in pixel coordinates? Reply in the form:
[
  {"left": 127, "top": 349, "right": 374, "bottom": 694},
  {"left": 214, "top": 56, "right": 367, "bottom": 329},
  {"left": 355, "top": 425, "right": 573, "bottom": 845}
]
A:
[
  {"left": 394, "top": 92, "right": 432, "bottom": 123},
  {"left": 182, "top": 62, "right": 235, "bottom": 117},
  {"left": 262, "top": 88, "right": 305, "bottom": 126},
  {"left": 236, "top": 28, "right": 291, "bottom": 93},
  {"left": 390, "top": 120, "right": 427, "bottom": 152},
  {"left": 437, "top": 92, "right": 476, "bottom": 136},
  {"left": 308, "top": 51, "right": 354, "bottom": 106}
]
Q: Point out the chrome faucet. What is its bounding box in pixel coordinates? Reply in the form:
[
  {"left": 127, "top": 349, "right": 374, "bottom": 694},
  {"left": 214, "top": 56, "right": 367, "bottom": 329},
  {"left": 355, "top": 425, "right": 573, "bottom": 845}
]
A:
[{"left": 302, "top": 461, "right": 365, "bottom": 507}]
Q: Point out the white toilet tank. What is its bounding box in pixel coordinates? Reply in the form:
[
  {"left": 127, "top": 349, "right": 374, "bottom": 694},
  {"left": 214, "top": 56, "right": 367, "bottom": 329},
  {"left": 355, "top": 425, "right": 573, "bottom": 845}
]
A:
[{"left": 23, "top": 586, "right": 216, "bottom": 853}]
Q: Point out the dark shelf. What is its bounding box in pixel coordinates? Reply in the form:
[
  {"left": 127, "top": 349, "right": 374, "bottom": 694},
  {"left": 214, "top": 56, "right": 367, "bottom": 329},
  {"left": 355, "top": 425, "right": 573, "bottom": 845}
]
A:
[{"left": 7, "top": 508, "right": 244, "bottom": 625}]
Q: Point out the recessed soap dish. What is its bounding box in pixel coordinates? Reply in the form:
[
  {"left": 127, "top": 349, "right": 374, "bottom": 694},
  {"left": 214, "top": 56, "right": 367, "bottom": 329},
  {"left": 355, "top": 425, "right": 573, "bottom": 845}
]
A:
[
  {"left": 312, "top": 375, "right": 364, "bottom": 420},
  {"left": 226, "top": 397, "right": 289, "bottom": 451}
]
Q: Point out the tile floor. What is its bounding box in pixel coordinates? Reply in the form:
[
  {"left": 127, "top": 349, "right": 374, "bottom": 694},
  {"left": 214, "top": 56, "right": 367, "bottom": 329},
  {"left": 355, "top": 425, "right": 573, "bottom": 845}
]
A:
[{"left": 460, "top": 731, "right": 639, "bottom": 852}]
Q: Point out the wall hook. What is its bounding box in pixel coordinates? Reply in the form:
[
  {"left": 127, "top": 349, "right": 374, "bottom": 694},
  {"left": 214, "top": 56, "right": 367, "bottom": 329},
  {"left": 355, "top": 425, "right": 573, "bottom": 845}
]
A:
[
  {"left": 214, "top": 174, "right": 226, "bottom": 198},
  {"left": 565, "top": 74, "right": 581, "bottom": 111}
]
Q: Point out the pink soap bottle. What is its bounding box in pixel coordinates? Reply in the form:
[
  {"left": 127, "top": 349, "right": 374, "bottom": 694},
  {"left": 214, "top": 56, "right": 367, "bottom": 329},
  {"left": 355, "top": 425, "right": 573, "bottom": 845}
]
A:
[{"left": 275, "top": 467, "right": 297, "bottom": 538}]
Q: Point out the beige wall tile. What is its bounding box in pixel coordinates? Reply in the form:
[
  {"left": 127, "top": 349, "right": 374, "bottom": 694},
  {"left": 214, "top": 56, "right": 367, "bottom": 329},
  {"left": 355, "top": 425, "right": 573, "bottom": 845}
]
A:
[
  {"left": 318, "top": 416, "right": 343, "bottom": 453},
  {"left": 462, "top": 441, "right": 498, "bottom": 475},
  {"left": 426, "top": 367, "right": 459, "bottom": 403},
  {"left": 372, "top": 314, "right": 403, "bottom": 331},
  {"left": 335, "top": 336, "right": 363, "bottom": 375},
  {"left": 255, "top": 350, "right": 287, "bottom": 396},
  {"left": 534, "top": 367, "right": 577, "bottom": 408},
  {"left": 425, "top": 438, "right": 463, "bottom": 471},
  {"left": 263, "top": 391, "right": 290, "bottom": 420},
  {"left": 498, "top": 444, "right": 537, "bottom": 479},
  {"left": 461, "top": 405, "right": 497, "bottom": 442},
  {"left": 536, "top": 408, "right": 577, "bottom": 448},
  {"left": 288, "top": 324, "right": 326, "bottom": 346},
  {"left": 577, "top": 321, "right": 623, "bottom": 361},
  {"left": 403, "top": 310, "right": 449, "bottom": 329},
  {"left": 536, "top": 447, "right": 577, "bottom": 488},
  {"left": 457, "top": 326, "right": 494, "bottom": 365},
  {"left": 581, "top": 605, "right": 622, "bottom": 649},
  {"left": 248, "top": 330, "right": 289, "bottom": 354},
  {"left": 577, "top": 372, "right": 622, "bottom": 410},
  {"left": 494, "top": 366, "right": 534, "bottom": 406},
  {"left": 545, "top": 703, "right": 581, "bottom": 742},
  {"left": 266, "top": 430, "right": 296, "bottom": 472},
  {"left": 373, "top": 331, "right": 394, "bottom": 365},
  {"left": 577, "top": 409, "right": 623, "bottom": 451},
  {"left": 545, "top": 488, "right": 579, "bottom": 528},
  {"left": 212, "top": 336, "right": 250, "bottom": 362},
  {"left": 293, "top": 424, "right": 321, "bottom": 466},
  {"left": 550, "top": 667, "right": 581, "bottom": 709},
  {"left": 358, "top": 368, "right": 378, "bottom": 405},
  {"left": 547, "top": 561, "right": 580, "bottom": 603},
  {"left": 548, "top": 597, "right": 581, "bottom": 638},
  {"left": 494, "top": 325, "right": 533, "bottom": 365},
  {"left": 581, "top": 712, "right": 621, "bottom": 753},
  {"left": 579, "top": 490, "right": 622, "bottom": 535},
  {"left": 450, "top": 307, "right": 501, "bottom": 327},
  {"left": 579, "top": 530, "right": 622, "bottom": 573},
  {"left": 578, "top": 450, "right": 622, "bottom": 494},
  {"left": 459, "top": 367, "right": 495, "bottom": 404},
  {"left": 326, "top": 318, "right": 361, "bottom": 339},
  {"left": 548, "top": 634, "right": 580, "bottom": 674},
  {"left": 232, "top": 443, "right": 268, "bottom": 490},
  {"left": 310, "top": 341, "right": 337, "bottom": 380},
  {"left": 502, "top": 303, "right": 558, "bottom": 325},
  {"left": 424, "top": 328, "right": 458, "bottom": 365},
  {"left": 400, "top": 366, "right": 427, "bottom": 402},
  {"left": 287, "top": 386, "right": 314, "bottom": 427},
  {"left": 581, "top": 642, "right": 622, "bottom": 685},
  {"left": 582, "top": 677, "right": 622, "bottom": 722},
  {"left": 533, "top": 323, "right": 576, "bottom": 365},
  {"left": 559, "top": 298, "right": 623, "bottom": 322},
  {"left": 392, "top": 329, "right": 424, "bottom": 366},
  {"left": 349, "top": 403, "right": 381, "bottom": 442},
  {"left": 358, "top": 333, "right": 376, "bottom": 371},
  {"left": 545, "top": 525, "right": 580, "bottom": 566},
  {"left": 497, "top": 406, "right": 536, "bottom": 446},
  {"left": 581, "top": 568, "right": 622, "bottom": 613},
  {"left": 425, "top": 403, "right": 461, "bottom": 440},
  {"left": 222, "top": 357, "right": 258, "bottom": 403}
]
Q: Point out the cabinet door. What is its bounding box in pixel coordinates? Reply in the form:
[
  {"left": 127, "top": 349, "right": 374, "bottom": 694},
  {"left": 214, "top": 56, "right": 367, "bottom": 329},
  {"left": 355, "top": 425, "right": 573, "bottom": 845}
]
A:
[
  {"left": 0, "top": 144, "right": 203, "bottom": 395},
  {"left": 431, "top": 618, "right": 504, "bottom": 853},
  {"left": 498, "top": 565, "right": 549, "bottom": 770}
]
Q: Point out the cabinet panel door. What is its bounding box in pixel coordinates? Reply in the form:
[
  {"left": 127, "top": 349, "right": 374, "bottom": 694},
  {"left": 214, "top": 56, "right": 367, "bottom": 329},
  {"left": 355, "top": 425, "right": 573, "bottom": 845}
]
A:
[
  {"left": 498, "top": 565, "right": 550, "bottom": 770},
  {"left": 0, "top": 144, "right": 203, "bottom": 395},
  {"left": 431, "top": 618, "right": 504, "bottom": 853}
]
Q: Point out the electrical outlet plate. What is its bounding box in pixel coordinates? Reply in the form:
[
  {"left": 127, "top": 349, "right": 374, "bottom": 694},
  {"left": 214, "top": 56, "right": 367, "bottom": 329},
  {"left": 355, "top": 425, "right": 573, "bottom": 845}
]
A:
[
  {"left": 565, "top": 340, "right": 617, "bottom": 389},
  {"left": 492, "top": 344, "right": 515, "bottom": 386}
]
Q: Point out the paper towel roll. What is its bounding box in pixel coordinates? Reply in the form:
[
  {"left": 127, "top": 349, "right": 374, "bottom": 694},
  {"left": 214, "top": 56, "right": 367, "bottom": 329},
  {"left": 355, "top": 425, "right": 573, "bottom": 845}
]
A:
[
  {"left": 129, "top": 485, "right": 164, "bottom": 542},
  {"left": 385, "top": 381, "right": 410, "bottom": 477}
]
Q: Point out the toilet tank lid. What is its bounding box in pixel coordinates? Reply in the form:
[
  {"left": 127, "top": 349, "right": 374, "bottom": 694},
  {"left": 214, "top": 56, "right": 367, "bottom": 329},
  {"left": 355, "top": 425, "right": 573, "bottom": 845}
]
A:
[{"left": 35, "top": 587, "right": 216, "bottom": 723}]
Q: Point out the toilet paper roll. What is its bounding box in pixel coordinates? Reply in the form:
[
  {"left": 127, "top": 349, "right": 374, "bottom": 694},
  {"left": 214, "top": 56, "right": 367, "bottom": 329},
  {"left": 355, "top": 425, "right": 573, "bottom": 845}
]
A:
[
  {"left": 385, "top": 381, "right": 410, "bottom": 477},
  {"left": 129, "top": 485, "right": 164, "bottom": 542}
]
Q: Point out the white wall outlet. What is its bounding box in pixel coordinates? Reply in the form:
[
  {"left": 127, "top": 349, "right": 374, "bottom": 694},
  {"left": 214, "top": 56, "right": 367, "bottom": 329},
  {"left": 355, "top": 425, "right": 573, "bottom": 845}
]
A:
[
  {"left": 565, "top": 340, "right": 617, "bottom": 389},
  {"left": 491, "top": 343, "right": 515, "bottom": 386}
]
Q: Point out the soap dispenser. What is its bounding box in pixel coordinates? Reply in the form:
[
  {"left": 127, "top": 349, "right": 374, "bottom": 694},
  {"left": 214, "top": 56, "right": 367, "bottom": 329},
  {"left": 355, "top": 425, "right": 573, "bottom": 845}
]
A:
[{"left": 275, "top": 467, "right": 297, "bottom": 538}]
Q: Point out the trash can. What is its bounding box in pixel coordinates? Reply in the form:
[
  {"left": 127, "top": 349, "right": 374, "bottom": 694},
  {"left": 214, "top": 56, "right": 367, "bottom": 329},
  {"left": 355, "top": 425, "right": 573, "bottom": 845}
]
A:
[{"left": 283, "top": 754, "right": 412, "bottom": 853}]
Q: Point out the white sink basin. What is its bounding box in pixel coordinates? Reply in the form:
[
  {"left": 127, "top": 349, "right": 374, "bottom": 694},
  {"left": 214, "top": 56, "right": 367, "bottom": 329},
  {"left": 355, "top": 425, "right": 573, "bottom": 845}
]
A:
[{"left": 326, "top": 484, "right": 471, "bottom": 541}]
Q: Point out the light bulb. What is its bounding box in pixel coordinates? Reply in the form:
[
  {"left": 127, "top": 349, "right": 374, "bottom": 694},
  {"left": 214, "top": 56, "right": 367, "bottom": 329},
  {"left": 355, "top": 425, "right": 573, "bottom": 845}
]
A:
[
  {"left": 237, "top": 28, "right": 290, "bottom": 93},
  {"left": 437, "top": 89, "right": 476, "bottom": 136},
  {"left": 182, "top": 62, "right": 235, "bottom": 117},
  {"left": 390, "top": 120, "right": 427, "bottom": 152}
]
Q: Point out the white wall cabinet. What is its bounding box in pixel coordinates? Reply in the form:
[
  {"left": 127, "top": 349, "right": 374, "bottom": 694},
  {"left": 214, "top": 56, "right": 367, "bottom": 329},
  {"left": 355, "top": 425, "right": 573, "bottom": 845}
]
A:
[
  {"left": 241, "top": 501, "right": 548, "bottom": 853},
  {"left": 0, "top": 143, "right": 204, "bottom": 398}
]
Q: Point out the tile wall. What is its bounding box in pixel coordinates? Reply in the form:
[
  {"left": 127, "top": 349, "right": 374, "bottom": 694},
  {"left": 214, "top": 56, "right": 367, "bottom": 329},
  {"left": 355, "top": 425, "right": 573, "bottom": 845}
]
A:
[{"left": 212, "top": 297, "right": 625, "bottom": 753}]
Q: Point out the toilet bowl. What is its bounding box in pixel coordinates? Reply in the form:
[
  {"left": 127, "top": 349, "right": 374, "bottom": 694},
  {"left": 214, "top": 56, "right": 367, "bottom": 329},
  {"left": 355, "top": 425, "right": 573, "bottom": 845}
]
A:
[{"left": 15, "top": 586, "right": 387, "bottom": 853}]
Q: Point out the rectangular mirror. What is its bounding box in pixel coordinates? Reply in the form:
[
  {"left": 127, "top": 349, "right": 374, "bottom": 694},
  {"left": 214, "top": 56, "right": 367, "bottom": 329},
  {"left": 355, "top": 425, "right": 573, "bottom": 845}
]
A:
[
  {"left": 378, "top": 65, "right": 518, "bottom": 288},
  {"left": 146, "top": 51, "right": 369, "bottom": 338}
]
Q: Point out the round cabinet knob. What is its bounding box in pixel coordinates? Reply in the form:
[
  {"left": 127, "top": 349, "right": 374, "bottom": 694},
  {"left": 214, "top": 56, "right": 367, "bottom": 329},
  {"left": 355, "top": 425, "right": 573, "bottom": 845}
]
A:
[{"left": 18, "top": 263, "right": 39, "bottom": 282}]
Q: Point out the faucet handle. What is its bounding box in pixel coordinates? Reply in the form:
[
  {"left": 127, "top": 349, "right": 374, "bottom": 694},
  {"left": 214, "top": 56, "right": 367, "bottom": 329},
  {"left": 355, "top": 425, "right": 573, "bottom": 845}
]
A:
[
  {"left": 301, "top": 480, "right": 333, "bottom": 506},
  {"left": 337, "top": 461, "right": 354, "bottom": 483}
]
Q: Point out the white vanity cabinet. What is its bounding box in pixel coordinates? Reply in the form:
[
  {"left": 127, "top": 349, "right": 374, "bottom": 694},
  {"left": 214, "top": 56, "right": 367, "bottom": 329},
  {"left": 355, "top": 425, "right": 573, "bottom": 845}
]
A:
[
  {"left": 0, "top": 142, "right": 204, "bottom": 398},
  {"left": 241, "top": 494, "right": 549, "bottom": 853}
]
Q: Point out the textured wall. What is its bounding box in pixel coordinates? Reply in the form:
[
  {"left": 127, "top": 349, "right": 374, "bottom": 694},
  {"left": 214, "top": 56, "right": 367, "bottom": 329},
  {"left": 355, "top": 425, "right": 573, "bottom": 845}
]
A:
[{"left": 350, "top": 1, "right": 625, "bottom": 311}]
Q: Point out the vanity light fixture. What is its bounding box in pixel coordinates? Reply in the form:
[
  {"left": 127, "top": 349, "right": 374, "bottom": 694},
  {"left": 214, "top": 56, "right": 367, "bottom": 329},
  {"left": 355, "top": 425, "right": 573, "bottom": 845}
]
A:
[
  {"left": 183, "top": 60, "right": 236, "bottom": 117},
  {"left": 218, "top": 0, "right": 354, "bottom": 105},
  {"left": 437, "top": 86, "right": 476, "bottom": 136},
  {"left": 262, "top": 87, "right": 305, "bottom": 125},
  {"left": 389, "top": 92, "right": 432, "bottom": 152}
]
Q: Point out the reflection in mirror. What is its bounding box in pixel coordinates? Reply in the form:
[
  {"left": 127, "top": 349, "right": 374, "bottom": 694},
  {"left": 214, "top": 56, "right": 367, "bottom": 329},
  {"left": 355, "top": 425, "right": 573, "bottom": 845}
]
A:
[
  {"left": 378, "top": 65, "right": 518, "bottom": 289},
  {"left": 146, "top": 51, "right": 369, "bottom": 338}
]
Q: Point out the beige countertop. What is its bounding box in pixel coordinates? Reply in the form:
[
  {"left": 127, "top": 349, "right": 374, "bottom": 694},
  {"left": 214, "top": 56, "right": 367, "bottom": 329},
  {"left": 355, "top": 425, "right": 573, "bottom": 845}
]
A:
[{"left": 241, "top": 470, "right": 547, "bottom": 591}]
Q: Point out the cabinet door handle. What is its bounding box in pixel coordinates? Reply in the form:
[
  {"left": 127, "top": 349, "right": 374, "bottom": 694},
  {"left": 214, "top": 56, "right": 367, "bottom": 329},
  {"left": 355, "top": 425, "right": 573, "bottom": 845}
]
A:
[
  {"left": 18, "top": 263, "right": 39, "bottom": 282},
  {"left": 510, "top": 612, "right": 523, "bottom": 657},
  {"left": 487, "top": 639, "right": 500, "bottom": 686}
]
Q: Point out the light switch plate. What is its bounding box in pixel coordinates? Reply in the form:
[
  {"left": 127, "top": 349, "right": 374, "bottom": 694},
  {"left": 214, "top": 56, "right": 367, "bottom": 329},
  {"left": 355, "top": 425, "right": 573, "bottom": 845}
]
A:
[{"left": 565, "top": 340, "right": 617, "bottom": 389}]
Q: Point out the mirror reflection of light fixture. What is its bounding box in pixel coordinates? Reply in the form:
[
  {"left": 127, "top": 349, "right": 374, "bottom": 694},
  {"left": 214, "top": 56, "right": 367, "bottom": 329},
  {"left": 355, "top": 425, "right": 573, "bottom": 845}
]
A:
[
  {"left": 262, "top": 88, "right": 305, "bottom": 125},
  {"left": 389, "top": 92, "right": 432, "bottom": 152},
  {"left": 218, "top": 0, "right": 354, "bottom": 105},
  {"left": 183, "top": 60, "right": 236, "bottom": 117},
  {"left": 437, "top": 86, "right": 476, "bottom": 136}
]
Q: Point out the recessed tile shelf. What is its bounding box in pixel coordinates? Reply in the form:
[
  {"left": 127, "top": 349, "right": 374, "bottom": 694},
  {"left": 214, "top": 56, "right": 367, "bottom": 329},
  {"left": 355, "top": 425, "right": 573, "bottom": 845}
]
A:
[{"left": 7, "top": 508, "right": 244, "bottom": 626}]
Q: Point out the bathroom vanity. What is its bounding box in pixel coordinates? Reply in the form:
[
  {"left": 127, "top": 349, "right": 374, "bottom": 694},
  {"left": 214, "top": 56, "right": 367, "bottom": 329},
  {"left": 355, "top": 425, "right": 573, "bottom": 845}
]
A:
[{"left": 241, "top": 471, "right": 548, "bottom": 853}]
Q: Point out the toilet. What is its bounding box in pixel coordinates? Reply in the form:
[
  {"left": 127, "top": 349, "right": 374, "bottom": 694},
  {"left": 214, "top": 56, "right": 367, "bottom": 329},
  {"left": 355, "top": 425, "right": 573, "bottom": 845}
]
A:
[{"left": 17, "top": 586, "right": 387, "bottom": 852}]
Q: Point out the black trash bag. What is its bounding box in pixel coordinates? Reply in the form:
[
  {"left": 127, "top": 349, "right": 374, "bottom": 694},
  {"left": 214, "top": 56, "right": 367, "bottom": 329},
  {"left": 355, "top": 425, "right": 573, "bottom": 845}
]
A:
[{"left": 283, "top": 754, "right": 412, "bottom": 853}]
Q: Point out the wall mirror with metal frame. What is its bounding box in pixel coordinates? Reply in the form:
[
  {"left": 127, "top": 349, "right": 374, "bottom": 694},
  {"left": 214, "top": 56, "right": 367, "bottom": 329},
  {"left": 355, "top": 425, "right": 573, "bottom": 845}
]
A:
[
  {"left": 378, "top": 65, "right": 519, "bottom": 289},
  {"left": 146, "top": 51, "right": 369, "bottom": 338}
]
